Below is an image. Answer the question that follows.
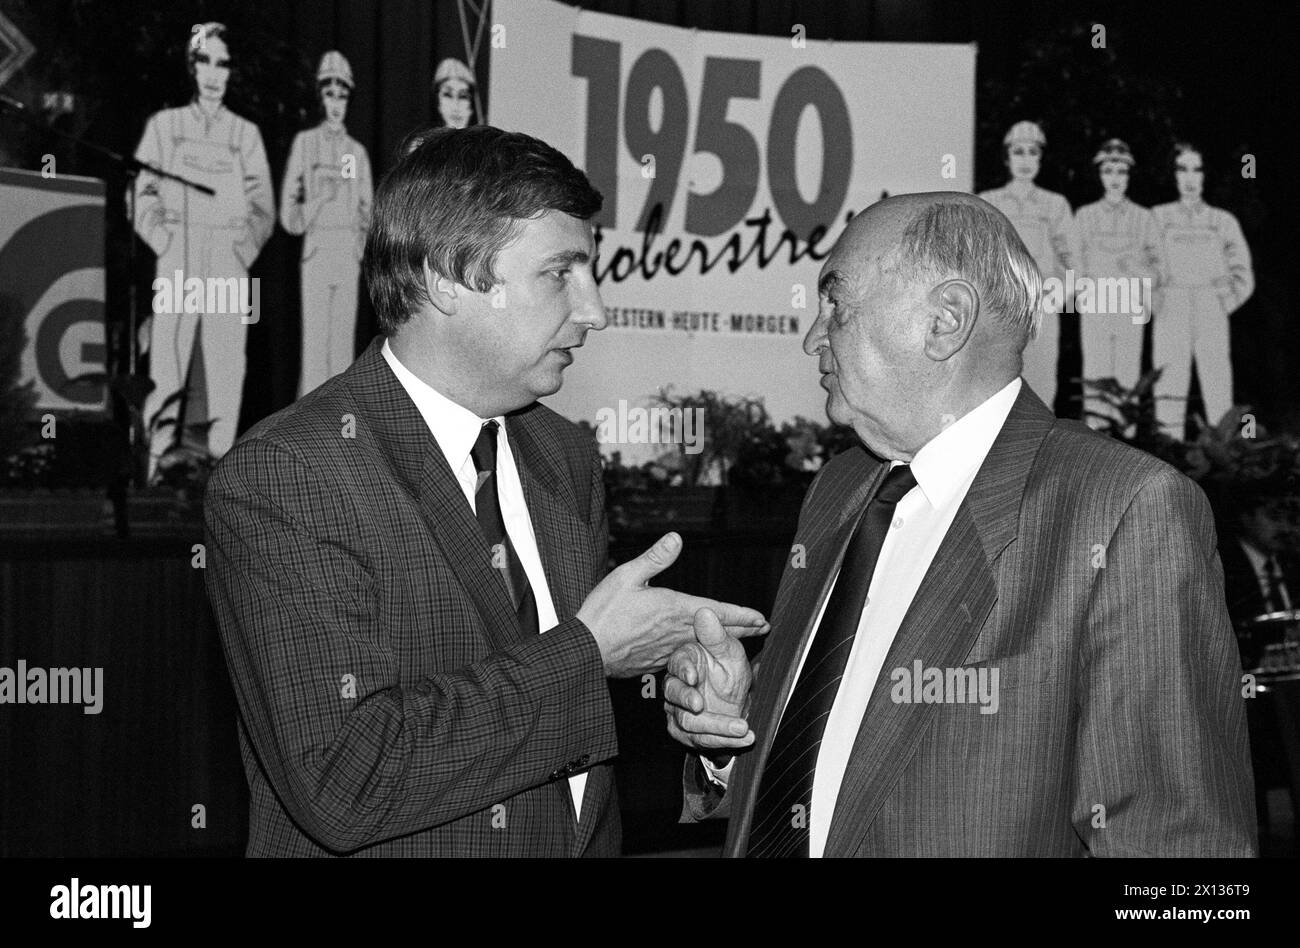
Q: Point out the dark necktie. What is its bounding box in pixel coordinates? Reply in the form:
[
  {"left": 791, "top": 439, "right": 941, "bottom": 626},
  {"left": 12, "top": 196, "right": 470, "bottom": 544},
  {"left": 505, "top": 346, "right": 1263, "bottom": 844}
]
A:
[
  {"left": 470, "top": 421, "right": 539, "bottom": 636},
  {"left": 747, "top": 463, "right": 918, "bottom": 858}
]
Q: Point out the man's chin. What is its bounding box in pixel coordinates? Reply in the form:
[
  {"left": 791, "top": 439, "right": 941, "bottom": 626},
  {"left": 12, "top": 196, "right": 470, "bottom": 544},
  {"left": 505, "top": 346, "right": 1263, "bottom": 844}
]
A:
[
  {"left": 529, "top": 370, "right": 565, "bottom": 400},
  {"left": 824, "top": 392, "right": 849, "bottom": 427}
]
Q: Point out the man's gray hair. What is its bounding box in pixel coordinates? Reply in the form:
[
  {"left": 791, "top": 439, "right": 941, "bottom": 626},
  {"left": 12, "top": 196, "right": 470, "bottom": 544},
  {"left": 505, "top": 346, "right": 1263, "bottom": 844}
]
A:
[{"left": 894, "top": 199, "right": 1043, "bottom": 343}]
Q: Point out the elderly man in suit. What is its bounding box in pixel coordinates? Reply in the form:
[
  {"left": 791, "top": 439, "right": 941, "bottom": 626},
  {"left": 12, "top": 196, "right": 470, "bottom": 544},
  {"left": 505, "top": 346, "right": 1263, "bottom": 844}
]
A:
[
  {"left": 665, "top": 192, "right": 1255, "bottom": 857},
  {"left": 204, "top": 125, "right": 767, "bottom": 857}
]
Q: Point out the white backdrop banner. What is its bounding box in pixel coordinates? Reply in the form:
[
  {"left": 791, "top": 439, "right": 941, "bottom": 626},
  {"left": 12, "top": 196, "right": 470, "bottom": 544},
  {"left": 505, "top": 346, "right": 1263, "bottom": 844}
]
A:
[{"left": 489, "top": 0, "right": 975, "bottom": 431}]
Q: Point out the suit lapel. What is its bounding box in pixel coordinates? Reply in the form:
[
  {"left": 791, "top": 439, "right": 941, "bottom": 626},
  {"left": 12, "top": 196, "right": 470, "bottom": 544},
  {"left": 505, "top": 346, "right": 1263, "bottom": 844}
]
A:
[
  {"left": 344, "top": 340, "right": 607, "bottom": 847},
  {"left": 411, "top": 445, "right": 527, "bottom": 654},
  {"left": 506, "top": 408, "right": 609, "bottom": 852},
  {"left": 726, "top": 448, "right": 888, "bottom": 856},
  {"left": 352, "top": 338, "right": 521, "bottom": 654},
  {"left": 821, "top": 505, "right": 997, "bottom": 856},
  {"left": 506, "top": 408, "right": 593, "bottom": 623},
  {"left": 822, "top": 382, "right": 1057, "bottom": 857},
  {"left": 726, "top": 382, "right": 1058, "bottom": 857}
]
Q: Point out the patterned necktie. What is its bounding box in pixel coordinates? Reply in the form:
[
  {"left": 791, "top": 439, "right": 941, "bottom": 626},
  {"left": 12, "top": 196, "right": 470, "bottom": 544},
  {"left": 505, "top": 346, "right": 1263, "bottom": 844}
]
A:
[
  {"left": 470, "top": 421, "right": 539, "bottom": 636},
  {"left": 747, "top": 463, "right": 918, "bottom": 857}
]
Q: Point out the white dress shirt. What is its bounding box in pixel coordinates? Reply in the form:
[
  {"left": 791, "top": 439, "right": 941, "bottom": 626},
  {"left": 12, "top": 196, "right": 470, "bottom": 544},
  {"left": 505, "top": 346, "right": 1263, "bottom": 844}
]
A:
[
  {"left": 707, "top": 377, "right": 1021, "bottom": 856},
  {"left": 381, "top": 339, "right": 588, "bottom": 817}
]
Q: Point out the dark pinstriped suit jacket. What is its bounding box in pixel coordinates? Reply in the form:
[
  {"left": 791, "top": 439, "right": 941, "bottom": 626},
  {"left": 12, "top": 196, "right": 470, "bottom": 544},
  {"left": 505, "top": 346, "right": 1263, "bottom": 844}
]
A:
[
  {"left": 205, "top": 337, "right": 620, "bottom": 856},
  {"left": 687, "top": 382, "right": 1256, "bottom": 856}
]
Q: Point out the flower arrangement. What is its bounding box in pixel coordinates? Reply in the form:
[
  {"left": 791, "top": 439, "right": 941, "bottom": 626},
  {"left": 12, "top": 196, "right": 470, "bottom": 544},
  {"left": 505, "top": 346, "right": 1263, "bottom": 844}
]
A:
[
  {"left": 1084, "top": 370, "right": 1300, "bottom": 521},
  {"left": 595, "top": 389, "right": 858, "bottom": 532}
]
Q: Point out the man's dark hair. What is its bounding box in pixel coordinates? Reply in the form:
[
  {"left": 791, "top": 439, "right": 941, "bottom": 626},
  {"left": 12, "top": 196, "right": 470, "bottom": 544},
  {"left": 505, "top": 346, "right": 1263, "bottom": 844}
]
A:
[{"left": 364, "top": 125, "right": 603, "bottom": 335}]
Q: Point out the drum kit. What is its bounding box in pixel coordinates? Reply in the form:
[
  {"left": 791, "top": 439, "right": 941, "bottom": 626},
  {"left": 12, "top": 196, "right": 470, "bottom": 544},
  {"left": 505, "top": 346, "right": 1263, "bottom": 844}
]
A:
[{"left": 1238, "top": 609, "right": 1300, "bottom": 853}]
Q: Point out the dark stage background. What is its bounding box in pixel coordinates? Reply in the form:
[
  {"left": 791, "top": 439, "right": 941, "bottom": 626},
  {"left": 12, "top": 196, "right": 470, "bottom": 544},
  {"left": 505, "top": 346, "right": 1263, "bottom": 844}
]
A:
[{"left": 0, "top": 0, "right": 1294, "bottom": 438}]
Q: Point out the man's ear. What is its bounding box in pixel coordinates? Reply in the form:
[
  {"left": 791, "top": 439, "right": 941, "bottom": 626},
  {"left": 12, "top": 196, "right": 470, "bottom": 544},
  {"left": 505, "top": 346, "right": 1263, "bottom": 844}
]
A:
[
  {"left": 422, "top": 259, "right": 459, "bottom": 316},
  {"left": 924, "top": 279, "right": 978, "bottom": 362}
]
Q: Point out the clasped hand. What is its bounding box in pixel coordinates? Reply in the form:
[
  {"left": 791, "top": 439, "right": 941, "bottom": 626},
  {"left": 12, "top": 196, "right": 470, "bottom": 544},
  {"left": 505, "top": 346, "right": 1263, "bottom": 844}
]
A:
[{"left": 664, "top": 606, "right": 757, "bottom": 756}]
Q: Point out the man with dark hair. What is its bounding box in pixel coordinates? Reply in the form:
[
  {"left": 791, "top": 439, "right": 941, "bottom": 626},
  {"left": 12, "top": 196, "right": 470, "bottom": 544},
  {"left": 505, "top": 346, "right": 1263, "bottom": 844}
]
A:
[
  {"left": 205, "top": 124, "right": 767, "bottom": 857},
  {"left": 1219, "top": 481, "right": 1300, "bottom": 624},
  {"left": 1215, "top": 479, "right": 1300, "bottom": 846}
]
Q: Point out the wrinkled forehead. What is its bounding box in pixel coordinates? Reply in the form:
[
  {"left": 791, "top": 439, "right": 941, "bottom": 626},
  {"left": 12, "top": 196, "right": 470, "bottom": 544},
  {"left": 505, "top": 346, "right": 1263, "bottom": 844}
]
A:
[{"left": 820, "top": 210, "right": 906, "bottom": 289}]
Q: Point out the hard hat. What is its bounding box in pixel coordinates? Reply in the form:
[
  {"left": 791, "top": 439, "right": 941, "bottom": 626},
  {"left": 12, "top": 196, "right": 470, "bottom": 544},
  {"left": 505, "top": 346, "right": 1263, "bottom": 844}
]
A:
[
  {"left": 317, "top": 51, "right": 354, "bottom": 88},
  {"left": 1003, "top": 120, "right": 1046, "bottom": 147},
  {"left": 1093, "top": 137, "right": 1135, "bottom": 167},
  {"left": 433, "top": 57, "right": 475, "bottom": 88},
  {"left": 187, "top": 22, "right": 226, "bottom": 54}
]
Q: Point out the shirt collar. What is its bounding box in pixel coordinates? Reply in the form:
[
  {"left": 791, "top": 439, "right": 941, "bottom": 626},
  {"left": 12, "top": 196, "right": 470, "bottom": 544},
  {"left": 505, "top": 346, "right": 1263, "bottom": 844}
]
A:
[
  {"left": 905, "top": 377, "right": 1022, "bottom": 510},
  {"left": 381, "top": 338, "right": 505, "bottom": 472},
  {"left": 189, "top": 99, "right": 227, "bottom": 126}
]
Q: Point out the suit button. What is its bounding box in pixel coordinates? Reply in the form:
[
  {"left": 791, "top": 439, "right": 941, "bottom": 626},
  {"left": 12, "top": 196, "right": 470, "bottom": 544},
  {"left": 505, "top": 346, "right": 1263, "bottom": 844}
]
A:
[{"left": 548, "top": 769, "right": 565, "bottom": 781}]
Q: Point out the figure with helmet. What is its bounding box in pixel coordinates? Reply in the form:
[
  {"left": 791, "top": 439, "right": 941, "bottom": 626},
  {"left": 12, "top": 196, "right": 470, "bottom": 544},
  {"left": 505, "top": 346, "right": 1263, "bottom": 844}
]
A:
[
  {"left": 280, "top": 51, "right": 374, "bottom": 396},
  {"left": 1076, "top": 138, "right": 1163, "bottom": 424},
  {"left": 978, "top": 120, "right": 1080, "bottom": 411},
  {"left": 433, "top": 57, "right": 477, "bottom": 129}
]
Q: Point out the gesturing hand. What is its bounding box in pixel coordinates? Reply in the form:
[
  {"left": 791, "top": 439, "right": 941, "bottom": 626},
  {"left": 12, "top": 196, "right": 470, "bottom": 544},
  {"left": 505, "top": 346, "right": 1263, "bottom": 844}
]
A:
[
  {"left": 577, "top": 532, "right": 768, "bottom": 678},
  {"left": 664, "top": 607, "right": 756, "bottom": 754}
]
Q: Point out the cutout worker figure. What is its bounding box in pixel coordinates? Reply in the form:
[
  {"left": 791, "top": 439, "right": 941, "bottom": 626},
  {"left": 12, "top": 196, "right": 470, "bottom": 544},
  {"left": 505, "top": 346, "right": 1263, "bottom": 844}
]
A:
[
  {"left": 433, "top": 57, "right": 477, "bottom": 129},
  {"left": 133, "top": 22, "right": 273, "bottom": 475},
  {"left": 280, "top": 51, "right": 373, "bottom": 396},
  {"left": 979, "top": 121, "right": 1079, "bottom": 411},
  {"left": 1151, "top": 143, "right": 1254, "bottom": 431},
  {"left": 1076, "top": 138, "right": 1162, "bottom": 424}
]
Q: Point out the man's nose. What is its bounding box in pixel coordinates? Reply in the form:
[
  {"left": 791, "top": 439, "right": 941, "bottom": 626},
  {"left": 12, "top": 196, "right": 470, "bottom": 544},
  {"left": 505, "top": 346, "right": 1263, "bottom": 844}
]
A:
[
  {"left": 573, "top": 281, "right": 607, "bottom": 331},
  {"left": 803, "top": 311, "right": 828, "bottom": 357}
]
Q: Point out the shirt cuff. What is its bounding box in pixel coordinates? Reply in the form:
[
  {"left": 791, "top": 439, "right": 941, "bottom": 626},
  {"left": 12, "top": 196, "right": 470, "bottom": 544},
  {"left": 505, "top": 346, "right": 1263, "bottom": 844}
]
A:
[{"left": 700, "top": 754, "right": 735, "bottom": 789}]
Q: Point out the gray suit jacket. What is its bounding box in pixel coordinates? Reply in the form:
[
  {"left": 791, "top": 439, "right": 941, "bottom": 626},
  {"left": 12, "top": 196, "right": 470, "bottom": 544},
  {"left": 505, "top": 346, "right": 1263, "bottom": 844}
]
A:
[
  {"left": 686, "top": 382, "right": 1256, "bottom": 856},
  {"left": 206, "top": 337, "right": 620, "bottom": 856}
]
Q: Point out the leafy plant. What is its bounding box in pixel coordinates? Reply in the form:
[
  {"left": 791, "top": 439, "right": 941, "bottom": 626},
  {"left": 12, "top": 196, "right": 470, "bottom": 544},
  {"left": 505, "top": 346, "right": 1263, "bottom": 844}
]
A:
[
  {"left": 651, "top": 387, "right": 772, "bottom": 486},
  {"left": 1084, "top": 371, "right": 1300, "bottom": 517}
]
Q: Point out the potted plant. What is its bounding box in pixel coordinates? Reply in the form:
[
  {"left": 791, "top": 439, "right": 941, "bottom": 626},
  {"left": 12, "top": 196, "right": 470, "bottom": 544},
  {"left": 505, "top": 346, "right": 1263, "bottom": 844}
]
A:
[
  {"left": 1084, "top": 371, "right": 1300, "bottom": 524},
  {"left": 601, "top": 388, "right": 859, "bottom": 534}
]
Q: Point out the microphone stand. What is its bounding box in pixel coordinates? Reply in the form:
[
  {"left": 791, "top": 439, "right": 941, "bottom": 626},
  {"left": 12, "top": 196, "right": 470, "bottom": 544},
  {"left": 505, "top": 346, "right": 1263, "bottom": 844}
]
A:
[{"left": 0, "top": 94, "right": 213, "bottom": 526}]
